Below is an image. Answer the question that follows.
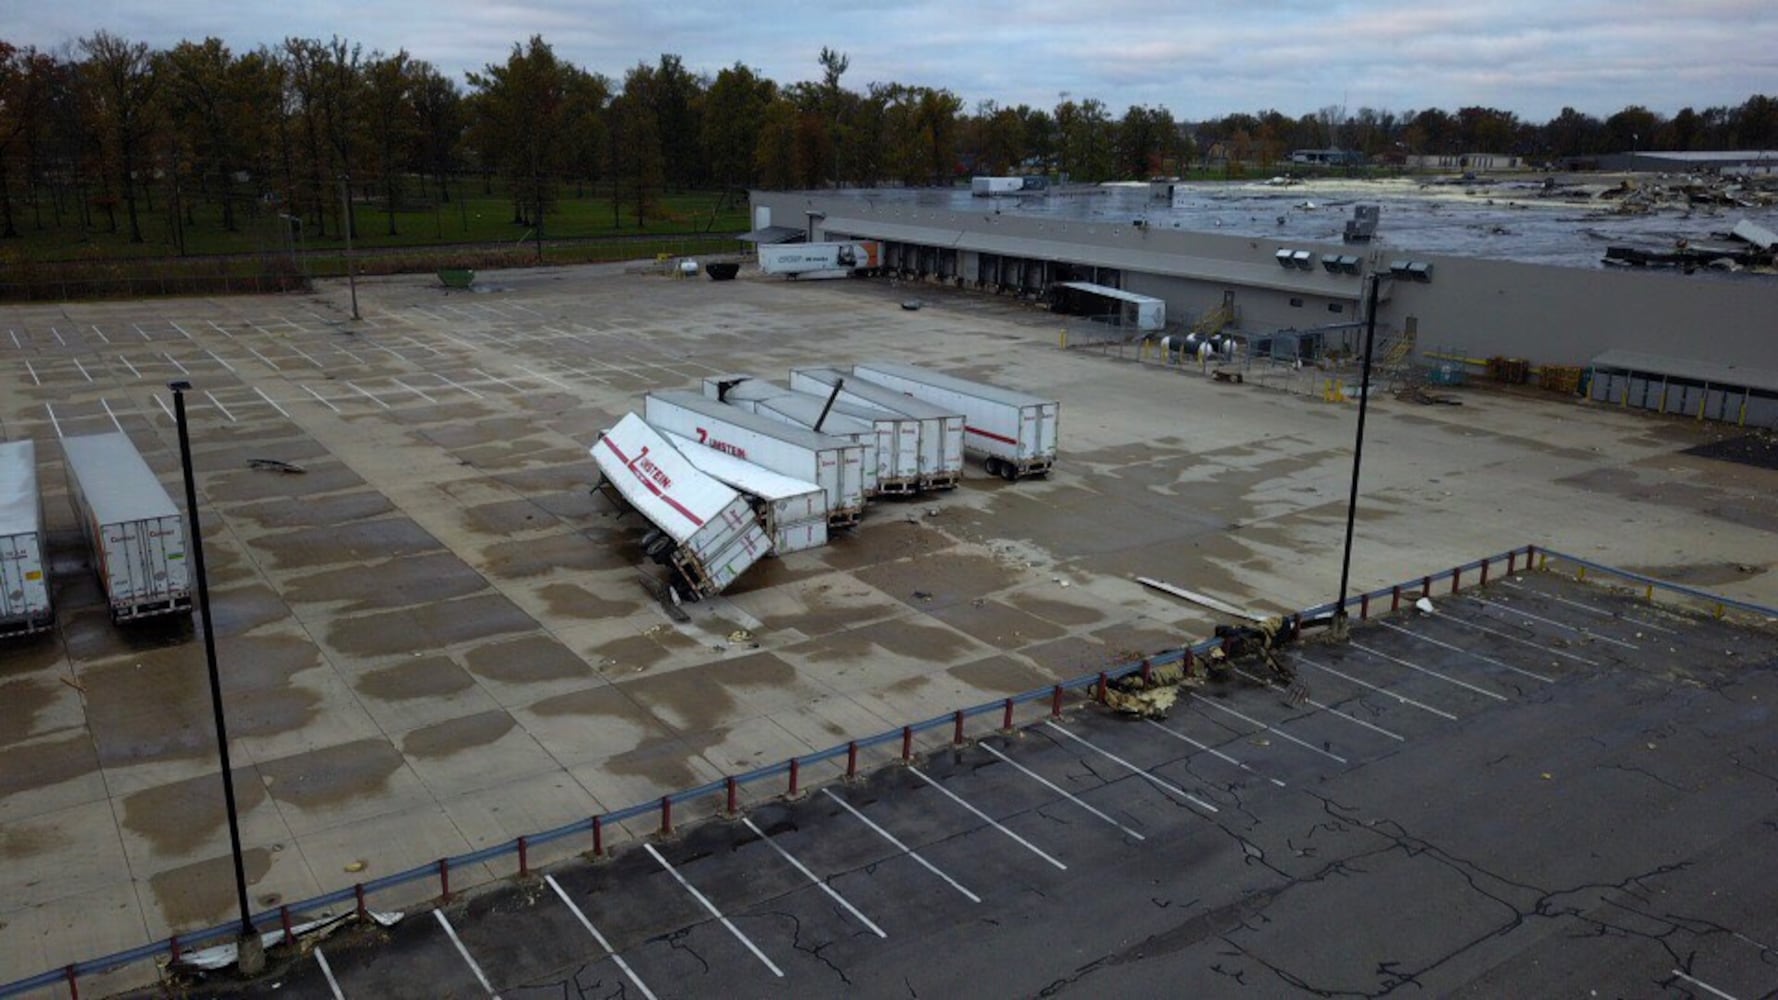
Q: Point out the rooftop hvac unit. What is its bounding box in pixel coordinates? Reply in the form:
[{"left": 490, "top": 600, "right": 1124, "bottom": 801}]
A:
[{"left": 1322, "top": 254, "right": 1362, "bottom": 274}]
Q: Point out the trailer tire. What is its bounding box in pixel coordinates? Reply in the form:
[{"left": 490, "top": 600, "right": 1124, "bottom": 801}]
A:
[
  {"left": 984, "top": 457, "right": 1003, "bottom": 478},
  {"left": 644, "top": 534, "right": 673, "bottom": 559},
  {"left": 999, "top": 462, "right": 1019, "bottom": 482}
]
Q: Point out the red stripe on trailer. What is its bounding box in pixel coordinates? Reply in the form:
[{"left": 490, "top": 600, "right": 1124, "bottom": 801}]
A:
[
  {"left": 600, "top": 435, "right": 706, "bottom": 528},
  {"left": 964, "top": 425, "right": 1018, "bottom": 445}
]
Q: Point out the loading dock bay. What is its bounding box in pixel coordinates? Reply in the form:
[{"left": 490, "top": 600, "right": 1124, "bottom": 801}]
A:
[{"left": 170, "top": 571, "right": 1778, "bottom": 999}]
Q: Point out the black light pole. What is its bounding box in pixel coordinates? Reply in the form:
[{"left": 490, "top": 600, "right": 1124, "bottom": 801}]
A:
[
  {"left": 339, "top": 176, "right": 360, "bottom": 321},
  {"left": 1333, "top": 273, "right": 1383, "bottom": 637},
  {"left": 168, "top": 381, "right": 260, "bottom": 969}
]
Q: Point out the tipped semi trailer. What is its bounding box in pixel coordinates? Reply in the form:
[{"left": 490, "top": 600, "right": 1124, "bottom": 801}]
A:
[
  {"left": 643, "top": 391, "right": 867, "bottom": 526},
  {"left": 0, "top": 440, "right": 52, "bottom": 636},
  {"left": 788, "top": 368, "right": 964, "bottom": 490},
  {"left": 590, "top": 414, "right": 771, "bottom": 599},
  {"left": 60, "top": 433, "right": 192, "bottom": 622},
  {"left": 661, "top": 430, "right": 829, "bottom": 555},
  {"left": 850, "top": 362, "right": 1059, "bottom": 480}
]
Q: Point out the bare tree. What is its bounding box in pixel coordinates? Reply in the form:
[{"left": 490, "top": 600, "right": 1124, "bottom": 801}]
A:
[{"left": 80, "top": 31, "right": 159, "bottom": 242}]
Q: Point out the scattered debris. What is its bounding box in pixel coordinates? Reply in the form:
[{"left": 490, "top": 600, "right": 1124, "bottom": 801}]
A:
[
  {"left": 1395, "top": 386, "right": 1463, "bottom": 406},
  {"left": 727, "top": 629, "right": 753, "bottom": 645},
  {"left": 912, "top": 590, "right": 933, "bottom": 601},
  {"left": 59, "top": 676, "right": 87, "bottom": 694},
  {"left": 900, "top": 300, "right": 923, "bottom": 311},
  {"left": 247, "top": 458, "right": 306, "bottom": 474},
  {"left": 343, "top": 860, "right": 366, "bottom": 873},
  {"left": 1415, "top": 596, "right": 1435, "bottom": 614}
]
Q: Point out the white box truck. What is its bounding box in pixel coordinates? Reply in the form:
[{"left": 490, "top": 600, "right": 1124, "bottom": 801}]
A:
[
  {"left": 591, "top": 414, "right": 771, "bottom": 599},
  {"left": 971, "top": 176, "right": 1025, "bottom": 197},
  {"left": 643, "top": 391, "right": 866, "bottom": 526},
  {"left": 661, "top": 431, "right": 829, "bottom": 556},
  {"left": 757, "top": 241, "right": 882, "bottom": 280},
  {"left": 61, "top": 433, "right": 192, "bottom": 622},
  {"left": 0, "top": 440, "right": 53, "bottom": 636},
  {"left": 851, "top": 362, "right": 1059, "bottom": 480},
  {"left": 790, "top": 367, "right": 965, "bottom": 490}
]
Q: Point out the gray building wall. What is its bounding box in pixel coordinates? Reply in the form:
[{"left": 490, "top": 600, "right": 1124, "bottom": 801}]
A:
[{"left": 752, "top": 192, "right": 1777, "bottom": 370}]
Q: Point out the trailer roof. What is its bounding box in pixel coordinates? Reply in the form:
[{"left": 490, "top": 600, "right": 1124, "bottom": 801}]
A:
[
  {"left": 853, "top": 361, "right": 1056, "bottom": 410},
  {"left": 757, "top": 393, "right": 876, "bottom": 435},
  {"left": 792, "top": 368, "right": 966, "bottom": 420},
  {"left": 60, "top": 433, "right": 180, "bottom": 525},
  {"left": 647, "top": 391, "right": 859, "bottom": 453},
  {"left": 0, "top": 440, "right": 39, "bottom": 537},
  {"left": 660, "top": 431, "right": 826, "bottom": 504},
  {"left": 592, "top": 414, "right": 744, "bottom": 545},
  {"left": 1054, "top": 281, "right": 1165, "bottom": 307}
]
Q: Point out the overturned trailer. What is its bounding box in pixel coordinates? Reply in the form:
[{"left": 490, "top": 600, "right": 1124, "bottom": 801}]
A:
[
  {"left": 661, "top": 430, "right": 829, "bottom": 555},
  {"left": 591, "top": 414, "right": 771, "bottom": 599}
]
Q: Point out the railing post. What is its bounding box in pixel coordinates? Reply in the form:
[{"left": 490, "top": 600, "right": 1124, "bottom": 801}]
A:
[
  {"left": 65, "top": 965, "right": 79, "bottom": 1000},
  {"left": 952, "top": 710, "right": 965, "bottom": 746},
  {"left": 438, "top": 858, "right": 451, "bottom": 903},
  {"left": 659, "top": 796, "right": 673, "bottom": 838},
  {"left": 1507, "top": 551, "right": 1517, "bottom": 574},
  {"left": 354, "top": 883, "right": 366, "bottom": 921},
  {"left": 1360, "top": 593, "right": 1370, "bottom": 620},
  {"left": 169, "top": 935, "right": 181, "bottom": 963},
  {"left": 846, "top": 741, "right": 859, "bottom": 780},
  {"left": 517, "top": 836, "right": 529, "bottom": 878},
  {"left": 1422, "top": 575, "right": 1432, "bottom": 598},
  {"left": 1096, "top": 671, "right": 1109, "bottom": 703},
  {"left": 1001, "top": 697, "right": 1014, "bottom": 732},
  {"left": 726, "top": 776, "right": 739, "bottom": 815},
  {"left": 1451, "top": 567, "right": 1461, "bottom": 593},
  {"left": 592, "top": 816, "right": 604, "bottom": 858},
  {"left": 280, "top": 905, "right": 294, "bottom": 947},
  {"left": 1480, "top": 558, "right": 1490, "bottom": 586},
  {"left": 1140, "top": 659, "right": 1153, "bottom": 685},
  {"left": 901, "top": 725, "right": 913, "bottom": 762},
  {"left": 1391, "top": 585, "right": 1402, "bottom": 611},
  {"left": 788, "top": 758, "right": 802, "bottom": 797},
  {"left": 1050, "top": 684, "right": 1064, "bottom": 718}
]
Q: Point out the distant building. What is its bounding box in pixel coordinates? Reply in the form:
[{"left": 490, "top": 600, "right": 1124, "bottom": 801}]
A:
[
  {"left": 1404, "top": 153, "right": 1523, "bottom": 172},
  {"left": 1594, "top": 150, "right": 1778, "bottom": 174},
  {"left": 1288, "top": 149, "right": 1367, "bottom": 167}
]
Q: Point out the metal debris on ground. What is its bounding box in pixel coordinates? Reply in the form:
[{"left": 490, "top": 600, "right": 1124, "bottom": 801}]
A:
[
  {"left": 727, "top": 628, "right": 754, "bottom": 645},
  {"left": 1105, "top": 659, "right": 1201, "bottom": 718},
  {"left": 247, "top": 458, "right": 307, "bottom": 474},
  {"left": 1395, "top": 386, "right": 1463, "bottom": 406}
]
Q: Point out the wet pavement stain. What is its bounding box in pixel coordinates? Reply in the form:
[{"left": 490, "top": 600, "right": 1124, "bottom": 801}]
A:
[
  {"left": 400, "top": 710, "right": 516, "bottom": 759},
  {"left": 478, "top": 533, "right": 632, "bottom": 578},
  {"left": 801, "top": 618, "right": 982, "bottom": 665},
  {"left": 818, "top": 520, "right": 959, "bottom": 573},
  {"left": 536, "top": 582, "right": 644, "bottom": 620},
  {"left": 492, "top": 464, "right": 601, "bottom": 497},
  {"left": 205, "top": 584, "right": 290, "bottom": 636},
  {"left": 588, "top": 632, "right": 675, "bottom": 674},
  {"left": 253, "top": 517, "right": 445, "bottom": 571},
  {"left": 528, "top": 683, "right": 662, "bottom": 724},
  {"left": 605, "top": 728, "right": 721, "bottom": 791},
  {"left": 148, "top": 846, "right": 274, "bottom": 928},
  {"left": 120, "top": 767, "right": 268, "bottom": 856},
  {"left": 328, "top": 593, "right": 537, "bottom": 658},
  {"left": 203, "top": 464, "right": 364, "bottom": 504},
  {"left": 461, "top": 499, "right": 559, "bottom": 536},
  {"left": 0, "top": 677, "right": 61, "bottom": 740},
  {"left": 1006, "top": 592, "right": 1108, "bottom": 627},
  {"left": 228, "top": 491, "right": 395, "bottom": 530},
  {"left": 618, "top": 667, "right": 740, "bottom": 734},
  {"left": 257, "top": 739, "right": 404, "bottom": 810},
  {"left": 283, "top": 551, "right": 490, "bottom": 611},
  {"left": 355, "top": 656, "right": 477, "bottom": 701},
  {"left": 60, "top": 605, "right": 191, "bottom": 666},
  {"left": 0, "top": 733, "right": 99, "bottom": 801},
  {"left": 0, "top": 824, "right": 55, "bottom": 859},
  {"left": 928, "top": 599, "right": 1067, "bottom": 647},
  {"left": 854, "top": 551, "right": 1025, "bottom": 610},
  {"left": 417, "top": 416, "right": 554, "bottom": 450},
  {"left": 948, "top": 654, "right": 1059, "bottom": 692},
  {"left": 0, "top": 634, "right": 66, "bottom": 679},
  {"left": 455, "top": 439, "right": 585, "bottom": 473},
  {"left": 465, "top": 635, "right": 595, "bottom": 685}
]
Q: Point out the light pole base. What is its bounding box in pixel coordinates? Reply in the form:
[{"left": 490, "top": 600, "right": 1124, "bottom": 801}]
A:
[
  {"left": 237, "top": 930, "right": 267, "bottom": 975},
  {"left": 1330, "top": 612, "right": 1351, "bottom": 641}
]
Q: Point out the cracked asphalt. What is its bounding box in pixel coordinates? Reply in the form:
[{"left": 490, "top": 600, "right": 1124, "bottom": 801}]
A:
[{"left": 155, "top": 571, "right": 1778, "bottom": 999}]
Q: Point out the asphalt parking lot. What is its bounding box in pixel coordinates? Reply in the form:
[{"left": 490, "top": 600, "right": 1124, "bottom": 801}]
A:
[
  {"left": 161, "top": 571, "right": 1778, "bottom": 999},
  {"left": 5, "top": 267, "right": 1778, "bottom": 995}
]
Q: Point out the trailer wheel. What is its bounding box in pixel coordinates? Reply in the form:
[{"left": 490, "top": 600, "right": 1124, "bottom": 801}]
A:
[
  {"left": 644, "top": 534, "right": 673, "bottom": 559},
  {"left": 984, "top": 457, "right": 1003, "bottom": 478},
  {"left": 999, "top": 462, "right": 1020, "bottom": 482}
]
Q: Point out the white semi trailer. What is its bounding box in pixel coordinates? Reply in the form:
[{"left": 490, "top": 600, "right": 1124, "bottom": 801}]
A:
[
  {"left": 750, "top": 392, "right": 920, "bottom": 496},
  {"left": 851, "top": 362, "right": 1059, "bottom": 480},
  {"left": 789, "top": 367, "right": 964, "bottom": 490},
  {"left": 757, "top": 241, "right": 882, "bottom": 280},
  {"left": 590, "top": 414, "right": 771, "bottom": 599},
  {"left": 643, "top": 391, "right": 866, "bottom": 526},
  {"left": 60, "top": 433, "right": 192, "bottom": 622},
  {"left": 661, "top": 430, "right": 829, "bottom": 556},
  {"left": 0, "top": 440, "right": 53, "bottom": 636}
]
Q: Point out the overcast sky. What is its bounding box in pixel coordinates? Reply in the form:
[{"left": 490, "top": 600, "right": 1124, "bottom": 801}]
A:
[{"left": 10, "top": 0, "right": 1776, "bottom": 121}]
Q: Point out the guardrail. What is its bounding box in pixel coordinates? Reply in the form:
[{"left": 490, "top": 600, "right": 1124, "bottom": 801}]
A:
[{"left": 7, "top": 541, "right": 1773, "bottom": 998}]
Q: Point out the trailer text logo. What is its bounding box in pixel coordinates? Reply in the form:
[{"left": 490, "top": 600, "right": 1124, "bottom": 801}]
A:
[
  {"left": 625, "top": 446, "right": 672, "bottom": 490},
  {"left": 695, "top": 428, "right": 748, "bottom": 459}
]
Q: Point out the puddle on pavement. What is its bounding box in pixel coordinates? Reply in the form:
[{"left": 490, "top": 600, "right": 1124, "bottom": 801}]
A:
[
  {"left": 528, "top": 683, "right": 659, "bottom": 723},
  {"left": 948, "top": 655, "right": 1057, "bottom": 692},
  {"left": 605, "top": 728, "right": 721, "bottom": 791},
  {"left": 0, "top": 733, "right": 98, "bottom": 801},
  {"left": 928, "top": 599, "right": 1067, "bottom": 647},
  {"left": 283, "top": 551, "right": 489, "bottom": 610},
  {"left": 401, "top": 710, "right": 516, "bottom": 759},
  {"left": 493, "top": 464, "right": 599, "bottom": 496},
  {"left": 148, "top": 846, "right": 274, "bottom": 928},
  {"left": 617, "top": 668, "right": 738, "bottom": 733},
  {"left": 1006, "top": 592, "right": 1107, "bottom": 626},
  {"left": 257, "top": 738, "right": 404, "bottom": 810},
  {"left": 227, "top": 491, "right": 395, "bottom": 530},
  {"left": 121, "top": 767, "right": 268, "bottom": 856},
  {"left": 0, "top": 633, "right": 64, "bottom": 678},
  {"left": 478, "top": 533, "right": 631, "bottom": 578},
  {"left": 0, "top": 676, "right": 60, "bottom": 738},
  {"left": 801, "top": 618, "right": 980, "bottom": 664},
  {"left": 0, "top": 823, "right": 55, "bottom": 859},
  {"left": 589, "top": 629, "right": 701, "bottom": 675},
  {"left": 1618, "top": 561, "right": 1767, "bottom": 587},
  {"left": 206, "top": 584, "right": 290, "bottom": 635},
  {"left": 355, "top": 656, "right": 477, "bottom": 701},
  {"left": 536, "top": 582, "right": 644, "bottom": 620},
  {"left": 853, "top": 551, "right": 1025, "bottom": 609},
  {"left": 818, "top": 519, "right": 958, "bottom": 573},
  {"left": 465, "top": 634, "right": 595, "bottom": 685},
  {"left": 327, "top": 593, "right": 536, "bottom": 657},
  {"left": 203, "top": 464, "right": 364, "bottom": 504},
  {"left": 253, "top": 517, "right": 444, "bottom": 571},
  {"left": 462, "top": 499, "right": 559, "bottom": 536}
]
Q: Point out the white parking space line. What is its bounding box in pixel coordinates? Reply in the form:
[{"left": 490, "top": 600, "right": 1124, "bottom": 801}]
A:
[
  {"left": 1432, "top": 614, "right": 1601, "bottom": 666},
  {"left": 515, "top": 365, "right": 572, "bottom": 390},
  {"left": 197, "top": 348, "right": 233, "bottom": 373},
  {"left": 131, "top": 323, "right": 152, "bottom": 341},
  {"left": 347, "top": 382, "right": 392, "bottom": 409},
  {"left": 100, "top": 398, "right": 124, "bottom": 433},
  {"left": 72, "top": 358, "right": 94, "bottom": 382},
  {"left": 1187, "top": 695, "right": 1350, "bottom": 763},
  {"left": 9, "top": 330, "right": 20, "bottom": 349},
  {"left": 1375, "top": 621, "right": 1556, "bottom": 684},
  {"left": 642, "top": 842, "right": 784, "bottom": 978},
  {"left": 1042, "top": 721, "right": 1220, "bottom": 813},
  {"left": 23, "top": 359, "right": 39, "bottom": 386},
  {"left": 1465, "top": 595, "right": 1641, "bottom": 650},
  {"left": 978, "top": 743, "right": 1146, "bottom": 840},
  {"left": 1497, "top": 580, "right": 1679, "bottom": 635},
  {"left": 1670, "top": 969, "right": 1741, "bottom": 1000},
  {"left": 169, "top": 321, "right": 194, "bottom": 340},
  {"left": 908, "top": 766, "right": 1067, "bottom": 870},
  {"left": 302, "top": 385, "right": 343, "bottom": 414},
  {"left": 434, "top": 373, "right": 485, "bottom": 400},
  {"left": 1144, "top": 719, "right": 1288, "bottom": 787},
  {"left": 118, "top": 356, "right": 142, "bottom": 379},
  {"left": 43, "top": 403, "right": 63, "bottom": 438},
  {"left": 162, "top": 352, "right": 190, "bottom": 375},
  {"left": 90, "top": 324, "right": 110, "bottom": 344},
  {"left": 741, "top": 817, "right": 886, "bottom": 938},
  {"left": 1348, "top": 642, "right": 1510, "bottom": 702},
  {"left": 205, "top": 391, "right": 237, "bottom": 423},
  {"left": 544, "top": 874, "right": 659, "bottom": 1000},
  {"left": 285, "top": 342, "right": 325, "bottom": 369},
  {"left": 51, "top": 327, "right": 66, "bottom": 346},
  {"left": 313, "top": 946, "right": 347, "bottom": 1000},
  {"left": 1231, "top": 668, "right": 1407, "bottom": 742},
  {"left": 391, "top": 377, "right": 436, "bottom": 403},
  {"left": 152, "top": 394, "right": 173, "bottom": 421},
  {"left": 205, "top": 319, "right": 235, "bottom": 340},
  {"left": 821, "top": 788, "right": 982, "bottom": 902},
  {"left": 471, "top": 368, "right": 522, "bottom": 392},
  {"left": 254, "top": 387, "right": 292, "bottom": 419},
  {"left": 432, "top": 909, "right": 501, "bottom": 998},
  {"left": 244, "top": 344, "right": 282, "bottom": 370}
]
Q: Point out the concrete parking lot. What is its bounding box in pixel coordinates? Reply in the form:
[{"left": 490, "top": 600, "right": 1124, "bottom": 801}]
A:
[
  {"left": 3, "top": 265, "right": 1778, "bottom": 994},
  {"left": 155, "top": 572, "right": 1778, "bottom": 998}
]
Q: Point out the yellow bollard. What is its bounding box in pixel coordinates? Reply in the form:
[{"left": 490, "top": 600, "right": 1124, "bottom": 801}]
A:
[
  {"left": 1644, "top": 584, "right": 1654, "bottom": 603},
  {"left": 1576, "top": 565, "right": 1586, "bottom": 582},
  {"left": 1714, "top": 603, "right": 1725, "bottom": 620},
  {"left": 1538, "top": 554, "right": 1548, "bottom": 571},
  {"left": 1059, "top": 329, "right": 1067, "bottom": 349}
]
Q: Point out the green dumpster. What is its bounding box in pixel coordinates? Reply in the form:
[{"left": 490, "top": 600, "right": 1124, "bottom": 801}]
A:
[{"left": 438, "top": 269, "right": 476, "bottom": 289}]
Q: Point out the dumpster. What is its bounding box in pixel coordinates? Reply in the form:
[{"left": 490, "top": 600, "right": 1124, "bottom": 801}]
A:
[{"left": 438, "top": 269, "right": 476, "bottom": 289}]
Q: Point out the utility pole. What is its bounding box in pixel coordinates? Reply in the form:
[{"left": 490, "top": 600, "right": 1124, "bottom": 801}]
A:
[
  {"left": 1333, "top": 273, "right": 1382, "bottom": 638},
  {"left": 340, "top": 176, "right": 360, "bottom": 321},
  {"left": 168, "top": 381, "right": 264, "bottom": 975}
]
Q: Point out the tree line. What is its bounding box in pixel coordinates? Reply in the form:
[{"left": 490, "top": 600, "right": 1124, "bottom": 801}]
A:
[{"left": 3, "top": 31, "right": 1778, "bottom": 248}]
